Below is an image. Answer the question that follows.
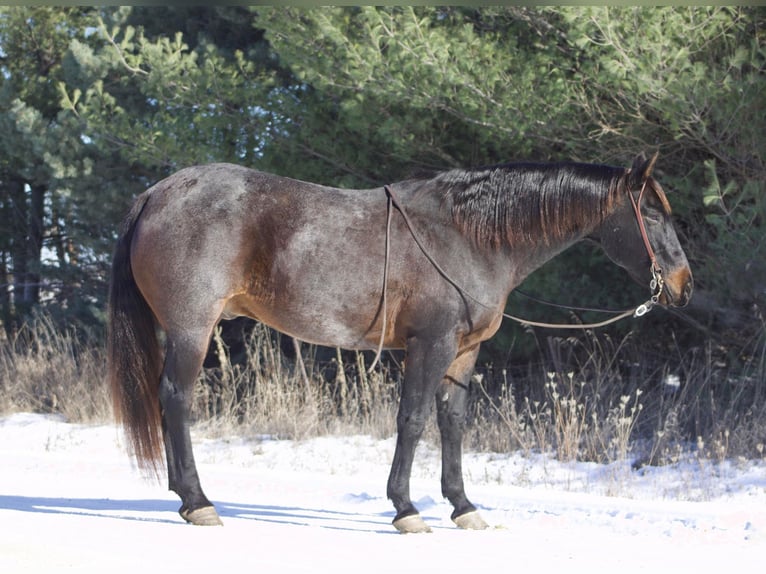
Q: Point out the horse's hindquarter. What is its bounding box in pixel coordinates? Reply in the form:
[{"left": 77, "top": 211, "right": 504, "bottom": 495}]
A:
[{"left": 129, "top": 165, "right": 270, "bottom": 332}]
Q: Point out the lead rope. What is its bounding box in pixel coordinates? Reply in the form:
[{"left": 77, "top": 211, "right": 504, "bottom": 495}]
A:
[{"left": 370, "top": 183, "right": 661, "bottom": 359}]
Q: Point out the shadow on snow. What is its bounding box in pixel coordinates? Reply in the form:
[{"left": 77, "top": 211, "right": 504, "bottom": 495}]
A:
[{"left": 0, "top": 495, "right": 447, "bottom": 533}]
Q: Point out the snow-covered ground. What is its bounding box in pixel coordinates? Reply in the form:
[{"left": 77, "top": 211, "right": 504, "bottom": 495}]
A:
[{"left": 1, "top": 413, "right": 764, "bottom": 572}]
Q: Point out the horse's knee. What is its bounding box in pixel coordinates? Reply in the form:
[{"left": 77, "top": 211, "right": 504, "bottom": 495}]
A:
[{"left": 436, "top": 385, "right": 468, "bottom": 431}]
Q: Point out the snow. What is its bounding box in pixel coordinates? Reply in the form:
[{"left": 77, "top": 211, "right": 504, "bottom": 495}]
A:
[{"left": 1, "top": 413, "right": 764, "bottom": 573}]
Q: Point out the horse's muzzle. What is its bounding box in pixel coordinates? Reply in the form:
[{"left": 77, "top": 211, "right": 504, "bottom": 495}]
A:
[{"left": 659, "top": 266, "right": 693, "bottom": 307}]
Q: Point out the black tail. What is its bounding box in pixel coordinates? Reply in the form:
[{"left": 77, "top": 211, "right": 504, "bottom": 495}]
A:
[{"left": 107, "top": 192, "right": 164, "bottom": 475}]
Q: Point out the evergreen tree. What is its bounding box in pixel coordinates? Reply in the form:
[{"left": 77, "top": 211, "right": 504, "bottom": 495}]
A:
[{"left": 0, "top": 6, "right": 761, "bottom": 364}]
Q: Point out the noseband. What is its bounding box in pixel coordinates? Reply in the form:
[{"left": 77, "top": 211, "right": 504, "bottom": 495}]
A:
[{"left": 628, "top": 179, "right": 665, "bottom": 316}]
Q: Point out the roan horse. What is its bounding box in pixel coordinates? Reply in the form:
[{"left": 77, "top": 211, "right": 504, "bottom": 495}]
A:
[{"left": 108, "top": 153, "right": 692, "bottom": 532}]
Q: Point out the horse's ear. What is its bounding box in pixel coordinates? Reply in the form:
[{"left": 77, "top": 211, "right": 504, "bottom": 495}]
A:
[{"left": 627, "top": 151, "right": 659, "bottom": 189}]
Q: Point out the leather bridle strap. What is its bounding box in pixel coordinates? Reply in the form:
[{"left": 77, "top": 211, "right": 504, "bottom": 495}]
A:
[{"left": 628, "top": 179, "right": 665, "bottom": 306}]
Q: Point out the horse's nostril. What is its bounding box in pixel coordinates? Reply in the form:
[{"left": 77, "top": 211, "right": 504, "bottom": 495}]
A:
[
  {"left": 675, "top": 276, "right": 693, "bottom": 307},
  {"left": 666, "top": 268, "right": 693, "bottom": 307}
]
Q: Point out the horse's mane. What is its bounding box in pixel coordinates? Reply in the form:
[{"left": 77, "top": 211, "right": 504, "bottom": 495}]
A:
[{"left": 430, "top": 162, "right": 630, "bottom": 248}]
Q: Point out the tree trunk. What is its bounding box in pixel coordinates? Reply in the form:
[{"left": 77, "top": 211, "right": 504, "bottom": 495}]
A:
[
  {"left": 22, "top": 183, "right": 46, "bottom": 308},
  {"left": 0, "top": 250, "right": 11, "bottom": 337},
  {"left": 6, "top": 177, "right": 46, "bottom": 329}
]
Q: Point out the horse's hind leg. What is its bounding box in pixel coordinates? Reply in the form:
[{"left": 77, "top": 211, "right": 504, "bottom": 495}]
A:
[
  {"left": 160, "top": 327, "right": 222, "bottom": 526},
  {"left": 436, "top": 345, "right": 489, "bottom": 530}
]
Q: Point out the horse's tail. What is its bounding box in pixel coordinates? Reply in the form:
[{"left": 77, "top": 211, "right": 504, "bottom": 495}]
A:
[{"left": 107, "top": 191, "right": 164, "bottom": 476}]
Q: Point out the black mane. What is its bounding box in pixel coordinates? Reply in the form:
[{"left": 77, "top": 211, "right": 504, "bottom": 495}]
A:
[{"left": 432, "top": 162, "right": 626, "bottom": 248}]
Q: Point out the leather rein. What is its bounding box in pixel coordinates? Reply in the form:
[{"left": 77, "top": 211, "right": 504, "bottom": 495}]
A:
[{"left": 368, "top": 180, "right": 663, "bottom": 371}]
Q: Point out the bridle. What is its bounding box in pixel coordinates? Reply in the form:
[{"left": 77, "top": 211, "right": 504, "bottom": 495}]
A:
[
  {"left": 628, "top": 179, "right": 665, "bottom": 314},
  {"left": 367, "top": 180, "right": 664, "bottom": 371}
]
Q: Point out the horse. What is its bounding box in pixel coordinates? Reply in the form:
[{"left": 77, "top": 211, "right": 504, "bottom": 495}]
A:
[{"left": 107, "top": 153, "right": 692, "bottom": 532}]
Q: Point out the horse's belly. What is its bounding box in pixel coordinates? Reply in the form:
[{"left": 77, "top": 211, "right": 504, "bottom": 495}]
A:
[{"left": 223, "top": 291, "right": 388, "bottom": 351}]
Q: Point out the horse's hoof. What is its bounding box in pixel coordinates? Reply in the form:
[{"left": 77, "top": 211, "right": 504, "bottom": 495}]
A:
[
  {"left": 393, "top": 513, "right": 432, "bottom": 534},
  {"left": 180, "top": 505, "right": 223, "bottom": 526},
  {"left": 452, "top": 510, "right": 489, "bottom": 530}
]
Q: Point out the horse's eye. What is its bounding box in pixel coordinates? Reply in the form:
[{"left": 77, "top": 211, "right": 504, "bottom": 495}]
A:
[{"left": 644, "top": 212, "right": 663, "bottom": 224}]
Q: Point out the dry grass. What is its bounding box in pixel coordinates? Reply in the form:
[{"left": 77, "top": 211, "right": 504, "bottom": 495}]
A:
[
  {"left": 191, "top": 324, "right": 400, "bottom": 440},
  {"left": 2, "top": 315, "right": 765, "bottom": 465},
  {"left": 0, "top": 314, "right": 110, "bottom": 423},
  {"left": 465, "top": 330, "right": 766, "bottom": 464}
]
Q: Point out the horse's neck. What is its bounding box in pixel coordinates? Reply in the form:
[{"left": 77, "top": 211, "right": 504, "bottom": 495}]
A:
[
  {"left": 504, "top": 235, "right": 581, "bottom": 289},
  {"left": 500, "top": 207, "right": 606, "bottom": 293}
]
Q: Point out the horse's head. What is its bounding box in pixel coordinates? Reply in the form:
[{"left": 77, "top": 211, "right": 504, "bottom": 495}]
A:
[{"left": 593, "top": 153, "right": 693, "bottom": 308}]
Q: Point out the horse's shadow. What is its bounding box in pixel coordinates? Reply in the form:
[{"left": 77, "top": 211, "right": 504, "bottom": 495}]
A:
[
  {"left": 0, "top": 494, "right": 182, "bottom": 524},
  {"left": 217, "top": 501, "right": 400, "bottom": 533},
  {"left": 0, "top": 495, "right": 420, "bottom": 534}
]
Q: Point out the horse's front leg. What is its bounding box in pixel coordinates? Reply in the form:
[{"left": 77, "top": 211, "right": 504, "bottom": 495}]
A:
[
  {"left": 436, "top": 345, "right": 489, "bottom": 530},
  {"left": 387, "top": 334, "right": 458, "bottom": 533}
]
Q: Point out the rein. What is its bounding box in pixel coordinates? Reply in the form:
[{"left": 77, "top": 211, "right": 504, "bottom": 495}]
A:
[{"left": 368, "top": 182, "right": 662, "bottom": 371}]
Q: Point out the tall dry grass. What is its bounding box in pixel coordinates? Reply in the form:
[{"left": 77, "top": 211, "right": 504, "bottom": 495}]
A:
[
  {"left": 465, "top": 330, "right": 766, "bottom": 464},
  {"left": 191, "top": 324, "right": 400, "bottom": 440},
  {"left": 0, "top": 314, "right": 110, "bottom": 423},
  {"left": 2, "top": 315, "right": 764, "bottom": 464}
]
